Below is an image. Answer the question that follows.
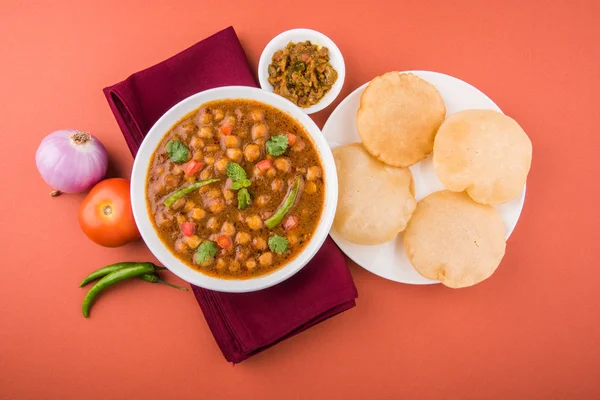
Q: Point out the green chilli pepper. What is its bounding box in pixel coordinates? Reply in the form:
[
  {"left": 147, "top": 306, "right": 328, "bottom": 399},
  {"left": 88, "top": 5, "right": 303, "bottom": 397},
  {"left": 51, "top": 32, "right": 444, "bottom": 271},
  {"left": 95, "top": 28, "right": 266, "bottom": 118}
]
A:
[
  {"left": 265, "top": 176, "right": 301, "bottom": 229},
  {"left": 139, "top": 273, "right": 188, "bottom": 291},
  {"left": 82, "top": 263, "right": 157, "bottom": 318},
  {"left": 79, "top": 262, "right": 165, "bottom": 287},
  {"left": 163, "top": 178, "right": 220, "bottom": 207}
]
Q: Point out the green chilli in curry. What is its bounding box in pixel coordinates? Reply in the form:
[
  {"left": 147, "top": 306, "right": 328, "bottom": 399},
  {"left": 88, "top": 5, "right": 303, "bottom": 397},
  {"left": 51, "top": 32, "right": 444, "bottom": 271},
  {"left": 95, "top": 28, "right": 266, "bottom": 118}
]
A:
[
  {"left": 268, "top": 41, "right": 338, "bottom": 108},
  {"left": 146, "top": 99, "right": 325, "bottom": 279}
]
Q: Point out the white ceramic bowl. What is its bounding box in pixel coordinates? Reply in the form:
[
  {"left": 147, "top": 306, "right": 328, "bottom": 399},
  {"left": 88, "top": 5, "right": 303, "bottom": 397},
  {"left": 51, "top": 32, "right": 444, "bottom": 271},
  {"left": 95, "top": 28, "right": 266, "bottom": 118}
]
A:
[
  {"left": 258, "top": 28, "right": 345, "bottom": 114},
  {"left": 131, "top": 86, "right": 338, "bottom": 293}
]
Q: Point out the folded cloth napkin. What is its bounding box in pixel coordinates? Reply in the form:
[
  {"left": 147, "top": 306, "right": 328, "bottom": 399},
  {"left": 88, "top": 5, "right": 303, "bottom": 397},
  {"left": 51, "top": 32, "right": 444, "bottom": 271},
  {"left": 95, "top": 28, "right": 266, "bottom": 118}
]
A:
[{"left": 103, "top": 26, "right": 358, "bottom": 363}]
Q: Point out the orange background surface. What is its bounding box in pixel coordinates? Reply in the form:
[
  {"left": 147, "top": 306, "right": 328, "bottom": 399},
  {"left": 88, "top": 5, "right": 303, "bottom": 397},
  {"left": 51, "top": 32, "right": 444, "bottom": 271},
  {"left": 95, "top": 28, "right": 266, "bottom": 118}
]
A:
[{"left": 1, "top": 0, "right": 599, "bottom": 399}]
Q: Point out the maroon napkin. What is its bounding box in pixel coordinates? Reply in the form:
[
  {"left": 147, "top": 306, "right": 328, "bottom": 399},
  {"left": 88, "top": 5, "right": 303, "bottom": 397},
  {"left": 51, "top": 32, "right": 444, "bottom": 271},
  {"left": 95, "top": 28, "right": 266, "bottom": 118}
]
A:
[{"left": 103, "top": 26, "right": 358, "bottom": 363}]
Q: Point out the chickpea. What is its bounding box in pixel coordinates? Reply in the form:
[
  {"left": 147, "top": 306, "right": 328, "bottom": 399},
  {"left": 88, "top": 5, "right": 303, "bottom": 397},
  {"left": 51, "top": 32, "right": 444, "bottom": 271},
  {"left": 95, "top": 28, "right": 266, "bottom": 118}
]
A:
[
  {"left": 292, "top": 138, "right": 306, "bottom": 152},
  {"left": 171, "top": 165, "right": 184, "bottom": 175},
  {"left": 213, "top": 108, "right": 225, "bottom": 122},
  {"left": 154, "top": 166, "right": 165, "bottom": 175},
  {"left": 245, "top": 259, "right": 257, "bottom": 270},
  {"left": 243, "top": 143, "right": 261, "bottom": 162},
  {"left": 235, "top": 231, "right": 251, "bottom": 245},
  {"left": 287, "top": 233, "right": 299, "bottom": 247},
  {"left": 204, "top": 155, "right": 215, "bottom": 165},
  {"left": 226, "top": 148, "right": 243, "bottom": 162},
  {"left": 184, "top": 175, "right": 195, "bottom": 184},
  {"left": 229, "top": 260, "right": 241, "bottom": 272},
  {"left": 274, "top": 157, "right": 292, "bottom": 173},
  {"left": 207, "top": 217, "right": 219, "bottom": 230},
  {"left": 209, "top": 198, "right": 225, "bottom": 213},
  {"left": 224, "top": 135, "right": 240, "bottom": 148},
  {"left": 305, "top": 181, "right": 317, "bottom": 194},
  {"left": 175, "top": 213, "right": 186, "bottom": 224},
  {"left": 235, "top": 246, "right": 248, "bottom": 261},
  {"left": 251, "top": 123, "right": 268, "bottom": 140},
  {"left": 199, "top": 259, "right": 213, "bottom": 268},
  {"left": 251, "top": 108, "right": 264, "bottom": 121},
  {"left": 191, "top": 207, "right": 206, "bottom": 220},
  {"left": 155, "top": 213, "right": 172, "bottom": 228},
  {"left": 223, "top": 190, "right": 234, "bottom": 201},
  {"left": 175, "top": 240, "right": 187, "bottom": 254},
  {"left": 185, "top": 235, "right": 201, "bottom": 249},
  {"left": 256, "top": 195, "right": 271, "bottom": 208},
  {"left": 190, "top": 136, "right": 204, "bottom": 150},
  {"left": 192, "top": 151, "right": 203, "bottom": 161},
  {"left": 163, "top": 174, "right": 180, "bottom": 189},
  {"left": 200, "top": 168, "right": 212, "bottom": 180},
  {"left": 216, "top": 258, "right": 226, "bottom": 270},
  {"left": 221, "top": 221, "right": 236, "bottom": 236},
  {"left": 205, "top": 145, "right": 220, "bottom": 153},
  {"left": 253, "top": 237, "right": 267, "bottom": 251},
  {"left": 258, "top": 252, "right": 273, "bottom": 267},
  {"left": 206, "top": 189, "right": 221, "bottom": 199},
  {"left": 199, "top": 126, "right": 213, "bottom": 139},
  {"left": 268, "top": 168, "right": 279, "bottom": 178},
  {"left": 214, "top": 157, "right": 230, "bottom": 174},
  {"left": 246, "top": 215, "right": 263, "bottom": 230},
  {"left": 172, "top": 198, "right": 187, "bottom": 211},
  {"left": 225, "top": 115, "right": 236, "bottom": 126},
  {"left": 181, "top": 121, "right": 196, "bottom": 134},
  {"left": 271, "top": 179, "right": 283, "bottom": 192},
  {"left": 306, "top": 166, "right": 322, "bottom": 181},
  {"left": 200, "top": 110, "right": 212, "bottom": 124},
  {"left": 220, "top": 246, "right": 233, "bottom": 257},
  {"left": 183, "top": 200, "right": 196, "bottom": 213}
]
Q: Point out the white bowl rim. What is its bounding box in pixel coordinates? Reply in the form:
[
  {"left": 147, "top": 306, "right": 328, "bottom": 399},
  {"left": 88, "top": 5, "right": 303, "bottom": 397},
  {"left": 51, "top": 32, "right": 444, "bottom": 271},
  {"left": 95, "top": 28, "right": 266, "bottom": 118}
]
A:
[
  {"left": 130, "top": 86, "right": 338, "bottom": 293},
  {"left": 257, "top": 28, "right": 346, "bottom": 115}
]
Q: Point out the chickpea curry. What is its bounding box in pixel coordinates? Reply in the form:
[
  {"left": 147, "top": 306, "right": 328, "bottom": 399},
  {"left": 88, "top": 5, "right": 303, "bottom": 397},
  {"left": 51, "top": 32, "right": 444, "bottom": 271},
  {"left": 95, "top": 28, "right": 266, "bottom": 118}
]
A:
[
  {"left": 146, "top": 99, "right": 325, "bottom": 279},
  {"left": 268, "top": 41, "right": 338, "bottom": 108}
]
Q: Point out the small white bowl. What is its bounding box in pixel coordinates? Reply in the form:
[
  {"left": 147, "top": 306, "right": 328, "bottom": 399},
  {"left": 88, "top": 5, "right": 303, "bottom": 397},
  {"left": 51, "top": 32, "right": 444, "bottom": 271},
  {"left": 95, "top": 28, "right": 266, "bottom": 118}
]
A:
[
  {"left": 258, "top": 28, "right": 345, "bottom": 115},
  {"left": 131, "top": 86, "right": 338, "bottom": 293}
]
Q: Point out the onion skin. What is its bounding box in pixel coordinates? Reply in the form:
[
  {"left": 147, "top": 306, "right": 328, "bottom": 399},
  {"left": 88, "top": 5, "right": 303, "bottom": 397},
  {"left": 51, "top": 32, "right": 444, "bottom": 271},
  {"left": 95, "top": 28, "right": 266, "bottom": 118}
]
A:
[{"left": 36, "top": 129, "right": 108, "bottom": 194}]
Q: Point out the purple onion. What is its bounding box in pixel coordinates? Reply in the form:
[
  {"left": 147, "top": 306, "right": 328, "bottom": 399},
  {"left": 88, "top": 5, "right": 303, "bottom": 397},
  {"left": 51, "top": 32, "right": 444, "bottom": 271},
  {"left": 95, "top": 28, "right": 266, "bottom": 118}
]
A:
[{"left": 36, "top": 130, "right": 108, "bottom": 196}]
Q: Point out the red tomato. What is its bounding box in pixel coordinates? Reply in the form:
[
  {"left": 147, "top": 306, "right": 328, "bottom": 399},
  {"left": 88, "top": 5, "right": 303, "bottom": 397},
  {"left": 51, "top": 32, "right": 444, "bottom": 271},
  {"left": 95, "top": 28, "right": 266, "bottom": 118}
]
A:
[
  {"left": 217, "top": 235, "right": 232, "bottom": 249},
  {"left": 286, "top": 133, "right": 297, "bottom": 146},
  {"left": 256, "top": 160, "right": 272, "bottom": 172},
  {"left": 181, "top": 222, "right": 195, "bottom": 237},
  {"left": 283, "top": 215, "right": 298, "bottom": 231},
  {"left": 184, "top": 160, "right": 203, "bottom": 176},
  {"left": 78, "top": 178, "right": 140, "bottom": 247}
]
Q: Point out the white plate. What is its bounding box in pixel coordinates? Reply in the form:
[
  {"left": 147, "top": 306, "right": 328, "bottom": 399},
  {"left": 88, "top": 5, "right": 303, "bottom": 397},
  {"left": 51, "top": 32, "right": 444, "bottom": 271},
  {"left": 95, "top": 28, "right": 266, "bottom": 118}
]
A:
[{"left": 322, "top": 70, "right": 526, "bottom": 285}]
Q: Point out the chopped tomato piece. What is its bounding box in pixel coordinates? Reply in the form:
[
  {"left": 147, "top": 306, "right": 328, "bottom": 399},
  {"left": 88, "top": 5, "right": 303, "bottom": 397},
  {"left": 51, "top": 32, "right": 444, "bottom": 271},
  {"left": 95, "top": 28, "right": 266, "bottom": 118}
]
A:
[
  {"left": 184, "top": 160, "right": 203, "bottom": 176},
  {"left": 220, "top": 124, "right": 233, "bottom": 135},
  {"left": 217, "top": 235, "right": 232, "bottom": 249},
  {"left": 181, "top": 222, "right": 196, "bottom": 237},
  {"left": 256, "top": 160, "right": 272, "bottom": 172},
  {"left": 286, "top": 133, "right": 297, "bottom": 146},
  {"left": 283, "top": 215, "right": 298, "bottom": 231}
]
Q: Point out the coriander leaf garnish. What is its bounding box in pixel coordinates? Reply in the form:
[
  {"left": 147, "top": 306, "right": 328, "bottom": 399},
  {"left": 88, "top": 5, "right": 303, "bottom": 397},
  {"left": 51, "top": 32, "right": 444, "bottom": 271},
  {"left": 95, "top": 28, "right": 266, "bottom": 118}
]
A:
[
  {"left": 193, "top": 241, "right": 217, "bottom": 265},
  {"left": 166, "top": 140, "right": 189, "bottom": 163},
  {"left": 268, "top": 234, "right": 289, "bottom": 254},
  {"left": 237, "top": 188, "right": 251, "bottom": 210},
  {"left": 266, "top": 135, "right": 289, "bottom": 156},
  {"left": 230, "top": 179, "right": 252, "bottom": 191},
  {"left": 226, "top": 162, "right": 247, "bottom": 182}
]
